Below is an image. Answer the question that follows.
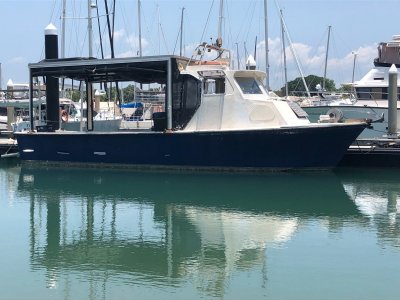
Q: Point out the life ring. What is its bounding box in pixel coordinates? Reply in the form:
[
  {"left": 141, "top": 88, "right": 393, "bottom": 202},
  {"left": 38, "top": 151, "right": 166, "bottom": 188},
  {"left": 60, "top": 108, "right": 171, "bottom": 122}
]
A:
[{"left": 61, "top": 110, "right": 69, "bottom": 122}]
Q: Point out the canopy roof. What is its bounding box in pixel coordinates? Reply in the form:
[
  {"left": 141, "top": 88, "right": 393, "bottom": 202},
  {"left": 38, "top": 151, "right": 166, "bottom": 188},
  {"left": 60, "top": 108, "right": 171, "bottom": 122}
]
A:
[{"left": 28, "top": 55, "right": 188, "bottom": 84}]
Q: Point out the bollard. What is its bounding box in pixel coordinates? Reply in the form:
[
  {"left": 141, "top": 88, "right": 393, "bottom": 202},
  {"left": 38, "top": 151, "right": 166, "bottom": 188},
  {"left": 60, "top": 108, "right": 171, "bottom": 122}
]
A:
[
  {"left": 387, "top": 64, "right": 398, "bottom": 137},
  {"left": 44, "top": 23, "right": 60, "bottom": 131}
]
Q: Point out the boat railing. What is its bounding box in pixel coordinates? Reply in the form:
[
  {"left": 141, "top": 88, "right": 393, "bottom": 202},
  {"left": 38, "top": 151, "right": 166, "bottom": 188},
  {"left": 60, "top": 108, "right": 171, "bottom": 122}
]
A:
[
  {"left": 354, "top": 90, "right": 400, "bottom": 102},
  {"left": 0, "top": 87, "right": 46, "bottom": 100},
  {"left": 287, "top": 90, "right": 357, "bottom": 105},
  {"left": 187, "top": 42, "right": 231, "bottom": 67},
  {"left": 121, "top": 102, "right": 164, "bottom": 122}
]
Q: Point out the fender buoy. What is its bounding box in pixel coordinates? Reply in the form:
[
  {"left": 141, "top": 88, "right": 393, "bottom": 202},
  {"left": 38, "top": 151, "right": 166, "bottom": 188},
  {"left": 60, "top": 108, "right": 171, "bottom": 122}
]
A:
[{"left": 61, "top": 110, "right": 69, "bottom": 122}]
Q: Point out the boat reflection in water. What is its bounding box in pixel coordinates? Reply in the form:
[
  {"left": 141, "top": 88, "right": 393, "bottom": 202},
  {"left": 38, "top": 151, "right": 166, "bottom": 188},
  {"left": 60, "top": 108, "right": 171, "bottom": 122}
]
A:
[
  {"left": 12, "top": 165, "right": 400, "bottom": 298},
  {"left": 14, "top": 165, "right": 357, "bottom": 298},
  {"left": 339, "top": 168, "right": 400, "bottom": 249}
]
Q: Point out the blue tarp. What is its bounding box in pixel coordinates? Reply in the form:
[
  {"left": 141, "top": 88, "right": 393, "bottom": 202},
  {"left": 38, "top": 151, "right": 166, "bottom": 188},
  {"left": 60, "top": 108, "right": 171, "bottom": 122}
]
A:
[{"left": 120, "top": 102, "right": 144, "bottom": 108}]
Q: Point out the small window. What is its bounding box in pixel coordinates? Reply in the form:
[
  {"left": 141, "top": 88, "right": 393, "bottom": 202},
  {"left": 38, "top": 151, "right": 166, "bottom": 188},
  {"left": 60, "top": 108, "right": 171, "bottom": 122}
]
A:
[
  {"left": 235, "top": 76, "right": 262, "bottom": 94},
  {"left": 203, "top": 78, "right": 225, "bottom": 94}
]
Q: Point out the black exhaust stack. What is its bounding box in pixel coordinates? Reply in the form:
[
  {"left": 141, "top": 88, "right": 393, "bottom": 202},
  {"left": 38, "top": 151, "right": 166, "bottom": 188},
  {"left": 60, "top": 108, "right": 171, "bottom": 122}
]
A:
[{"left": 44, "top": 24, "right": 59, "bottom": 131}]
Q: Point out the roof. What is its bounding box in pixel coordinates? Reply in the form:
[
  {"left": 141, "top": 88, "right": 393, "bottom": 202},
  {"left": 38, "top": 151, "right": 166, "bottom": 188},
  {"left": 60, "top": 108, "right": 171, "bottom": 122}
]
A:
[{"left": 28, "top": 55, "right": 189, "bottom": 84}]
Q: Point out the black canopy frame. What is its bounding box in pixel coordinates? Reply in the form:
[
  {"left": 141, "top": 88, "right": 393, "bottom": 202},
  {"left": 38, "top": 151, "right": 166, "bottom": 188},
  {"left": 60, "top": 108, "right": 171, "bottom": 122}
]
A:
[{"left": 28, "top": 55, "right": 188, "bottom": 131}]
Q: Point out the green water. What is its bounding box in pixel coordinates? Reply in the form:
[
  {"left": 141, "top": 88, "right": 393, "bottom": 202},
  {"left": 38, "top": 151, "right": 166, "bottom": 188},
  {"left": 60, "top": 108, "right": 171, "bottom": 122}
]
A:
[{"left": 1, "top": 160, "right": 400, "bottom": 300}]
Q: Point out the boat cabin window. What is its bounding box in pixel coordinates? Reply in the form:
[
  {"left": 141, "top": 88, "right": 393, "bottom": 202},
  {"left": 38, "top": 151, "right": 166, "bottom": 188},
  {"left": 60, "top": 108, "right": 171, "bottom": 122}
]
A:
[
  {"left": 203, "top": 78, "right": 225, "bottom": 94},
  {"left": 356, "top": 87, "right": 400, "bottom": 101},
  {"left": 198, "top": 70, "right": 225, "bottom": 95},
  {"left": 234, "top": 76, "right": 263, "bottom": 94}
]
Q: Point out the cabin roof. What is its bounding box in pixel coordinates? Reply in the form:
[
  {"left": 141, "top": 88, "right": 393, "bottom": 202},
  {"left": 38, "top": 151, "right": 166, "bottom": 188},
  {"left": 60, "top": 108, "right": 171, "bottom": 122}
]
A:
[{"left": 28, "top": 55, "right": 190, "bottom": 84}]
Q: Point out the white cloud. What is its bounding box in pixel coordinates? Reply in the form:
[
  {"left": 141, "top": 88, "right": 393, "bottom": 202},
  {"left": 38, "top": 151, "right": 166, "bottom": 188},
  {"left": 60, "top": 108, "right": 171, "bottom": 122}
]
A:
[
  {"left": 113, "top": 29, "right": 126, "bottom": 42},
  {"left": 125, "top": 35, "right": 149, "bottom": 52},
  {"left": 118, "top": 50, "right": 137, "bottom": 58},
  {"left": 251, "top": 38, "right": 378, "bottom": 90}
]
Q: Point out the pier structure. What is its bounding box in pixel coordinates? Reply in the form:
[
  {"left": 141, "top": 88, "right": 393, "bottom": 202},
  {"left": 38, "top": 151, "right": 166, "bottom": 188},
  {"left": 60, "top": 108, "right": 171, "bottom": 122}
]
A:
[{"left": 340, "top": 64, "right": 400, "bottom": 167}]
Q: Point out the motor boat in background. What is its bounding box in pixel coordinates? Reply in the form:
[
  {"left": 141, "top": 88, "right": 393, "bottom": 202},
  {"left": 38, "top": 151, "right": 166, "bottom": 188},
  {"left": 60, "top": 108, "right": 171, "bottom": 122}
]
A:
[{"left": 303, "top": 35, "right": 400, "bottom": 139}]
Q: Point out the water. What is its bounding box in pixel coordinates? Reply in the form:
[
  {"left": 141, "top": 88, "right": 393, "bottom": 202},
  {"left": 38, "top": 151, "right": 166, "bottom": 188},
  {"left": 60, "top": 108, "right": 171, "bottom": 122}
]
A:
[{"left": 1, "top": 160, "right": 400, "bottom": 300}]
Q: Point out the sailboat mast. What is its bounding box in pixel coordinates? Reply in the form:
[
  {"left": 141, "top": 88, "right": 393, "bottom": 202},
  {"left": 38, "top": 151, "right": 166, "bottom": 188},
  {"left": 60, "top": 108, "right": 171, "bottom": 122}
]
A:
[
  {"left": 138, "top": 0, "right": 142, "bottom": 57},
  {"left": 179, "top": 7, "right": 185, "bottom": 56},
  {"left": 323, "top": 25, "right": 331, "bottom": 91},
  {"left": 217, "top": 0, "right": 223, "bottom": 47},
  {"left": 280, "top": 9, "right": 288, "bottom": 97},
  {"left": 264, "top": 0, "right": 269, "bottom": 91},
  {"left": 254, "top": 36, "right": 257, "bottom": 61},
  {"left": 61, "top": 0, "right": 66, "bottom": 58},
  {"left": 88, "top": 0, "right": 93, "bottom": 57},
  {"left": 236, "top": 42, "right": 240, "bottom": 69},
  {"left": 276, "top": 2, "right": 310, "bottom": 97}
]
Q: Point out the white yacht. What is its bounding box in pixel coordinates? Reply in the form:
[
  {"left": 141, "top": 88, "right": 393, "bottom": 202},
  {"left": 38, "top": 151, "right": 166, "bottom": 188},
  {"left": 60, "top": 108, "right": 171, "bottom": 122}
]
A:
[{"left": 303, "top": 35, "right": 400, "bottom": 139}]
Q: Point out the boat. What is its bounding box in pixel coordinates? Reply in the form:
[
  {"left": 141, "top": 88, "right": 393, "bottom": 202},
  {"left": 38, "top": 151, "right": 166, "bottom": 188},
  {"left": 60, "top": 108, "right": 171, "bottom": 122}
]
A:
[
  {"left": 119, "top": 92, "right": 165, "bottom": 130},
  {"left": 302, "top": 35, "right": 400, "bottom": 139},
  {"left": 0, "top": 86, "right": 122, "bottom": 133},
  {"left": 58, "top": 98, "right": 123, "bottom": 132},
  {"left": 0, "top": 80, "right": 46, "bottom": 132},
  {"left": 14, "top": 34, "right": 366, "bottom": 170}
]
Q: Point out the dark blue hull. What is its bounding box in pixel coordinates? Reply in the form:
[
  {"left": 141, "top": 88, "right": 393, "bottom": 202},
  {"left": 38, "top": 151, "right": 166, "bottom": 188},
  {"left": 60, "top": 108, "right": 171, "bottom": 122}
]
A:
[{"left": 15, "top": 124, "right": 365, "bottom": 170}]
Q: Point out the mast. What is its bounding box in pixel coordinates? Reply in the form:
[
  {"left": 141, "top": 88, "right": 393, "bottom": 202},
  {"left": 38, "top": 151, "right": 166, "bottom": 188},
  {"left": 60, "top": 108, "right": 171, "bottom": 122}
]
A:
[
  {"left": 254, "top": 36, "right": 257, "bottom": 62},
  {"left": 138, "top": 0, "right": 142, "bottom": 57},
  {"left": 104, "top": 1, "right": 114, "bottom": 56},
  {"left": 236, "top": 43, "right": 240, "bottom": 69},
  {"left": 61, "top": 0, "right": 66, "bottom": 58},
  {"left": 276, "top": 2, "right": 310, "bottom": 97},
  {"left": 323, "top": 25, "right": 331, "bottom": 91},
  {"left": 280, "top": 9, "right": 288, "bottom": 97},
  {"left": 60, "top": 0, "right": 67, "bottom": 97},
  {"left": 157, "top": 5, "right": 160, "bottom": 54},
  {"left": 264, "top": 0, "right": 269, "bottom": 90},
  {"left": 88, "top": 0, "right": 93, "bottom": 57},
  {"left": 95, "top": 0, "right": 105, "bottom": 59},
  {"left": 216, "top": 0, "right": 223, "bottom": 47},
  {"left": 179, "top": 7, "right": 185, "bottom": 56}
]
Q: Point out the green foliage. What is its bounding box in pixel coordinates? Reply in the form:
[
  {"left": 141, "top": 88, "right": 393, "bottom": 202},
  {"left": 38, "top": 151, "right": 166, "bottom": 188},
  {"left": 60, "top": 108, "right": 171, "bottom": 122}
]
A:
[
  {"left": 101, "top": 84, "right": 137, "bottom": 102},
  {"left": 70, "top": 90, "right": 82, "bottom": 102},
  {"left": 338, "top": 84, "right": 353, "bottom": 92},
  {"left": 279, "top": 75, "right": 337, "bottom": 96},
  {"left": 122, "top": 84, "right": 136, "bottom": 102}
]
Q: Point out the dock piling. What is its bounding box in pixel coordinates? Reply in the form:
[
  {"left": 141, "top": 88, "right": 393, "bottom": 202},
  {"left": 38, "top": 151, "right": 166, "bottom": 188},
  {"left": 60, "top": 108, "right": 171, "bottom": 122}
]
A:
[{"left": 387, "top": 64, "right": 398, "bottom": 137}]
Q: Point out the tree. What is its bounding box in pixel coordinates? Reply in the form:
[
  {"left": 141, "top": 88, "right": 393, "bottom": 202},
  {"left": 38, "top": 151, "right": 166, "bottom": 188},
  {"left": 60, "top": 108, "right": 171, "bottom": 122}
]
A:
[
  {"left": 338, "top": 84, "right": 352, "bottom": 93},
  {"left": 279, "top": 75, "right": 336, "bottom": 96},
  {"left": 122, "top": 84, "right": 136, "bottom": 102}
]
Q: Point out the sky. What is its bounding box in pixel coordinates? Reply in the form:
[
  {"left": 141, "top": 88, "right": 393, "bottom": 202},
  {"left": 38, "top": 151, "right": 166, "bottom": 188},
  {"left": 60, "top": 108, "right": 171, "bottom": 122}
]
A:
[{"left": 1, "top": 0, "right": 399, "bottom": 91}]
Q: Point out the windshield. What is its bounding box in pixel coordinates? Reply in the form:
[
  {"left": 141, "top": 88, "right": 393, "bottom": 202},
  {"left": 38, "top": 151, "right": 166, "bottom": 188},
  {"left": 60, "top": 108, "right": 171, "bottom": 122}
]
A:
[{"left": 234, "top": 76, "right": 263, "bottom": 94}]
